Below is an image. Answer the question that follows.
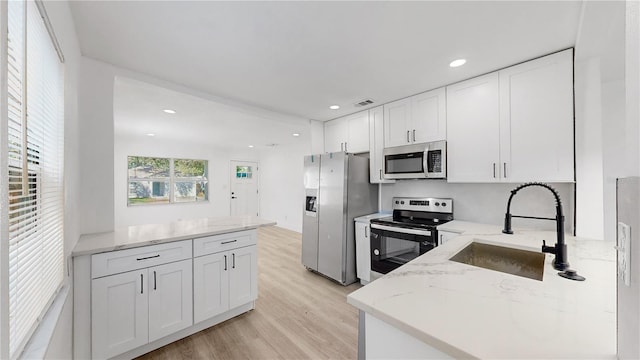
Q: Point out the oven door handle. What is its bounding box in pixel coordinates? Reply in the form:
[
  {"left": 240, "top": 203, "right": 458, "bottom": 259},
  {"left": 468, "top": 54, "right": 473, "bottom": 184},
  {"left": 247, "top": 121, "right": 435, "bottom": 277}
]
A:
[{"left": 370, "top": 223, "right": 432, "bottom": 236}]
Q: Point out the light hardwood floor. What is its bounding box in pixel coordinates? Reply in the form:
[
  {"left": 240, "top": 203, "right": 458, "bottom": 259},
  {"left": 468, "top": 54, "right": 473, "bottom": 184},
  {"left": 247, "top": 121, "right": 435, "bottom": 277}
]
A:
[{"left": 136, "top": 226, "right": 362, "bottom": 359}]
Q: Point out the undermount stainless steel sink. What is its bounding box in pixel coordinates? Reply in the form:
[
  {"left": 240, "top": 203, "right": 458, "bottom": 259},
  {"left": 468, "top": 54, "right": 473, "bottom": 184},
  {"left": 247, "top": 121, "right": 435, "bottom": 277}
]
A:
[{"left": 450, "top": 241, "right": 545, "bottom": 281}]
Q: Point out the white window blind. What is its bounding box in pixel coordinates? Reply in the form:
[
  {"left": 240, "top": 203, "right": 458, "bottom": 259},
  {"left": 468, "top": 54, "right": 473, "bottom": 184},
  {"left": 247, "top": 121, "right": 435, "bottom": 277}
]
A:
[{"left": 5, "top": 0, "right": 64, "bottom": 357}]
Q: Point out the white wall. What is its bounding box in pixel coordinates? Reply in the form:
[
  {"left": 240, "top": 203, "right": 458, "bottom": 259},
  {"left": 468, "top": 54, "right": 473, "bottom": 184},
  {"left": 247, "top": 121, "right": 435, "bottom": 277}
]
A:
[
  {"left": 114, "top": 135, "right": 259, "bottom": 227},
  {"left": 381, "top": 181, "right": 575, "bottom": 233},
  {"left": 258, "top": 142, "right": 309, "bottom": 232}
]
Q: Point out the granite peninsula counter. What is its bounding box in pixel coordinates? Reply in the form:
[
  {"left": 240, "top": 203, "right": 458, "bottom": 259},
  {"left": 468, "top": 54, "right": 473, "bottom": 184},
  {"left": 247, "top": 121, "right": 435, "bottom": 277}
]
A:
[
  {"left": 347, "top": 221, "right": 616, "bottom": 359},
  {"left": 72, "top": 215, "right": 276, "bottom": 359}
]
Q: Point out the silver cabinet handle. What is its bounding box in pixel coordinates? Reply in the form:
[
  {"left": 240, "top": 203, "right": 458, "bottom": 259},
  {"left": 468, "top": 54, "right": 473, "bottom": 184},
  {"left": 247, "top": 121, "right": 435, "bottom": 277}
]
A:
[
  {"left": 493, "top": 163, "right": 496, "bottom": 178},
  {"left": 232, "top": 253, "right": 236, "bottom": 269},
  {"left": 379, "top": 169, "right": 382, "bottom": 180},
  {"left": 365, "top": 226, "right": 369, "bottom": 238},
  {"left": 140, "top": 274, "right": 144, "bottom": 294},
  {"left": 412, "top": 129, "right": 416, "bottom": 142},
  {"left": 221, "top": 240, "right": 237, "bottom": 245},
  {"left": 153, "top": 270, "right": 157, "bottom": 290},
  {"left": 224, "top": 255, "right": 227, "bottom": 271},
  {"left": 503, "top": 162, "right": 507, "bottom": 178},
  {"left": 344, "top": 142, "right": 347, "bottom": 152},
  {"left": 406, "top": 131, "right": 410, "bottom": 143}
]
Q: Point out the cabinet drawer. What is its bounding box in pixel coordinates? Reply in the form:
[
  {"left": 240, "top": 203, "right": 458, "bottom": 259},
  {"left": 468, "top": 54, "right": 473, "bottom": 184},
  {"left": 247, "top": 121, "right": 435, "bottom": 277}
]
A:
[
  {"left": 92, "top": 240, "right": 192, "bottom": 279},
  {"left": 194, "top": 230, "right": 256, "bottom": 257}
]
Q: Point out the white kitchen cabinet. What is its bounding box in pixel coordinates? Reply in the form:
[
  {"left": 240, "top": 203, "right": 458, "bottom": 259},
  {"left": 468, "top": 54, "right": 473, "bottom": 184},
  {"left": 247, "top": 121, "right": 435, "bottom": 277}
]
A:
[
  {"left": 411, "top": 88, "right": 447, "bottom": 143},
  {"left": 447, "top": 49, "right": 574, "bottom": 183},
  {"left": 324, "top": 110, "right": 369, "bottom": 153},
  {"left": 229, "top": 245, "right": 258, "bottom": 308},
  {"left": 498, "top": 49, "right": 574, "bottom": 182},
  {"left": 355, "top": 221, "right": 371, "bottom": 284},
  {"left": 438, "top": 231, "right": 459, "bottom": 245},
  {"left": 148, "top": 259, "right": 193, "bottom": 342},
  {"left": 193, "top": 252, "right": 229, "bottom": 323},
  {"left": 92, "top": 269, "right": 149, "bottom": 359},
  {"left": 447, "top": 73, "right": 501, "bottom": 182},
  {"left": 368, "top": 106, "right": 395, "bottom": 183},
  {"left": 91, "top": 259, "right": 193, "bottom": 359},
  {"left": 324, "top": 118, "right": 348, "bottom": 153},
  {"left": 384, "top": 87, "right": 446, "bottom": 148},
  {"left": 384, "top": 98, "right": 412, "bottom": 148},
  {"left": 193, "top": 231, "right": 258, "bottom": 324}
]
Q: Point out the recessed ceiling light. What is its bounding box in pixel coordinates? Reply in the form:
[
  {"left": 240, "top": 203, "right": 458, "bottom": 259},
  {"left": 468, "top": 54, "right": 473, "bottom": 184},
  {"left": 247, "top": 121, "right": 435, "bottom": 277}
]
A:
[
  {"left": 449, "top": 59, "right": 467, "bottom": 68},
  {"left": 292, "top": 133, "right": 300, "bottom": 137},
  {"left": 329, "top": 105, "right": 340, "bottom": 110},
  {"left": 248, "top": 145, "right": 254, "bottom": 148},
  {"left": 163, "top": 109, "right": 176, "bottom": 114},
  {"left": 146, "top": 133, "right": 155, "bottom": 137}
]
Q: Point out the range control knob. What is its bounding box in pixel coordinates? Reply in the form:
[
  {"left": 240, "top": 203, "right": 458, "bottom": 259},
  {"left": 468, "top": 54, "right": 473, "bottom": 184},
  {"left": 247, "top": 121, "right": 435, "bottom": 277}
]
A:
[
  {"left": 435, "top": 202, "right": 440, "bottom": 206},
  {"left": 401, "top": 201, "right": 405, "bottom": 204},
  {"left": 373, "top": 249, "right": 380, "bottom": 256},
  {"left": 441, "top": 203, "right": 447, "bottom": 207},
  {"left": 395, "top": 201, "right": 399, "bottom": 204}
]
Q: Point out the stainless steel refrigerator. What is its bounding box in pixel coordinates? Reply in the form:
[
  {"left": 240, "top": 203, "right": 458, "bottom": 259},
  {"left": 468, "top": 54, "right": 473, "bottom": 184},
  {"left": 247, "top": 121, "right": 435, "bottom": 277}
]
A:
[{"left": 302, "top": 152, "right": 378, "bottom": 285}]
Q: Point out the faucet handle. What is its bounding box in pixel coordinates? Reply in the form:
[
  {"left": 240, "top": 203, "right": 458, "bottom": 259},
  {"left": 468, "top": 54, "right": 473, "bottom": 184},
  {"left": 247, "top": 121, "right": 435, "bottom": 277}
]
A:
[{"left": 541, "top": 240, "right": 555, "bottom": 254}]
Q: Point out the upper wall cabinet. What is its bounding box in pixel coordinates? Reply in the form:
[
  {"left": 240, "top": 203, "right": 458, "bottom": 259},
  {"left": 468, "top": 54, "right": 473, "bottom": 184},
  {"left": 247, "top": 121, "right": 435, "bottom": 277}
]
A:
[
  {"left": 447, "top": 73, "right": 502, "bottom": 182},
  {"left": 498, "top": 49, "right": 574, "bottom": 182},
  {"left": 324, "top": 110, "right": 369, "bottom": 153},
  {"left": 384, "top": 87, "right": 446, "bottom": 148},
  {"left": 368, "top": 106, "right": 395, "bottom": 184},
  {"left": 447, "top": 49, "right": 574, "bottom": 183}
]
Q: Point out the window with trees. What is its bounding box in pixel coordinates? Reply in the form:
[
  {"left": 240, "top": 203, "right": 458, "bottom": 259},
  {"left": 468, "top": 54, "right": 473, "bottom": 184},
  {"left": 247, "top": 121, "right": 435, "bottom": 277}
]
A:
[{"left": 127, "top": 156, "right": 208, "bottom": 205}]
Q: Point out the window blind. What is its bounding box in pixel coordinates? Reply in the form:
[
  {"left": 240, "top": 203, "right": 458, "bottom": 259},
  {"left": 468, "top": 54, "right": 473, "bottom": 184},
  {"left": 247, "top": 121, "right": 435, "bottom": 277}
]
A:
[{"left": 6, "top": 0, "right": 64, "bottom": 357}]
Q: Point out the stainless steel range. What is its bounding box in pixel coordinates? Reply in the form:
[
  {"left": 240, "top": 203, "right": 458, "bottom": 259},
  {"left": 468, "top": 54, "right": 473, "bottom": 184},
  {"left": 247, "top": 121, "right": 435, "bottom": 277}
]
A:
[{"left": 370, "top": 197, "right": 453, "bottom": 276}]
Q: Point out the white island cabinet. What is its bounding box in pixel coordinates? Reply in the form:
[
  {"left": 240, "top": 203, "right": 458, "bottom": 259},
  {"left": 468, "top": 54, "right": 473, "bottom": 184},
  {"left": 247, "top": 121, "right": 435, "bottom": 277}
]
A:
[{"left": 73, "top": 216, "right": 275, "bottom": 360}]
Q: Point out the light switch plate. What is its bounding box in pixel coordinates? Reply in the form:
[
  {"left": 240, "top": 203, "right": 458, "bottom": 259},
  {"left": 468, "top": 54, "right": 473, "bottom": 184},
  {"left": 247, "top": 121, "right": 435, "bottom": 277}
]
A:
[{"left": 617, "top": 222, "right": 631, "bottom": 286}]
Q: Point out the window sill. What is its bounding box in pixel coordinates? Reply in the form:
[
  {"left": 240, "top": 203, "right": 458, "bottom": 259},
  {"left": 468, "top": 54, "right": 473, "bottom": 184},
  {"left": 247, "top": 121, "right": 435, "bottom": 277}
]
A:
[{"left": 20, "top": 284, "right": 70, "bottom": 360}]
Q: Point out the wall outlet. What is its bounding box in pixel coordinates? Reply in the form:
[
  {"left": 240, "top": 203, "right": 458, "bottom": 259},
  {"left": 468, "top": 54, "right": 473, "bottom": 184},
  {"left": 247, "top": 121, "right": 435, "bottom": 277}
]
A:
[{"left": 617, "top": 222, "right": 631, "bottom": 286}]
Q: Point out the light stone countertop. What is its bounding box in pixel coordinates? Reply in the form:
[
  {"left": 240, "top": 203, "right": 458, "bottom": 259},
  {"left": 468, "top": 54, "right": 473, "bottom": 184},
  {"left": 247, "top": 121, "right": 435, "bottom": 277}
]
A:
[
  {"left": 347, "top": 221, "right": 616, "bottom": 359},
  {"left": 73, "top": 215, "right": 276, "bottom": 256}
]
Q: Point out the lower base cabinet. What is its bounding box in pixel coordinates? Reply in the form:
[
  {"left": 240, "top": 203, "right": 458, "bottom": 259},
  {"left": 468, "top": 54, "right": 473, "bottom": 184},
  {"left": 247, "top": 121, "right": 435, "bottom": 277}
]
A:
[
  {"left": 194, "top": 245, "right": 257, "bottom": 324},
  {"left": 91, "top": 259, "right": 193, "bottom": 359},
  {"left": 81, "top": 230, "right": 259, "bottom": 359}
]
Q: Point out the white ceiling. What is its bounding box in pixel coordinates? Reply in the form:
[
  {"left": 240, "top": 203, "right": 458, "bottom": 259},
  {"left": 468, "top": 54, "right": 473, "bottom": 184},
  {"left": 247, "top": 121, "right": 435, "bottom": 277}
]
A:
[
  {"left": 113, "top": 77, "right": 309, "bottom": 149},
  {"left": 70, "top": 1, "right": 583, "bottom": 122}
]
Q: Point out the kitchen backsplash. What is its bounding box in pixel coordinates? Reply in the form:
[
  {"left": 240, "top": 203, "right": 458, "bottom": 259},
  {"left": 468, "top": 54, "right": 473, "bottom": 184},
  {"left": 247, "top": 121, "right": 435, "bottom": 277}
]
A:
[{"left": 380, "top": 181, "right": 575, "bottom": 233}]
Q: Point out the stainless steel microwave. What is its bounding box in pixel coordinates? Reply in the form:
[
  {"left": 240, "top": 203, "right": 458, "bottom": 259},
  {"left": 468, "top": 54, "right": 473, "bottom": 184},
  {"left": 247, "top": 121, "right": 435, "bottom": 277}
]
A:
[{"left": 383, "top": 140, "right": 446, "bottom": 179}]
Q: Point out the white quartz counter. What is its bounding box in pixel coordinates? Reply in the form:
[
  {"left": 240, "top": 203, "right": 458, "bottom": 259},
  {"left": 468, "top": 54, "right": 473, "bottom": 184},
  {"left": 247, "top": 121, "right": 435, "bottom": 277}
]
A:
[
  {"left": 73, "top": 215, "right": 276, "bottom": 256},
  {"left": 347, "top": 221, "right": 616, "bottom": 359}
]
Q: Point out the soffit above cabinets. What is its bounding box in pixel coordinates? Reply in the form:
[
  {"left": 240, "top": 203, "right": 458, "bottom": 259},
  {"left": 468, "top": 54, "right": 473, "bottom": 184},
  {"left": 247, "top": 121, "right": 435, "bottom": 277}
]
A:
[{"left": 71, "top": 1, "right": 582, "bottom": 121}]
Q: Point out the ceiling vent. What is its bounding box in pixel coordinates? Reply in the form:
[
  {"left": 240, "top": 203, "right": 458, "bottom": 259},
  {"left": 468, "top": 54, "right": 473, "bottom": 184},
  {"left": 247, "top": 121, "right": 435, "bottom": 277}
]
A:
[{"left": 354, "top": 99, "right": 374, "bottom": 107}]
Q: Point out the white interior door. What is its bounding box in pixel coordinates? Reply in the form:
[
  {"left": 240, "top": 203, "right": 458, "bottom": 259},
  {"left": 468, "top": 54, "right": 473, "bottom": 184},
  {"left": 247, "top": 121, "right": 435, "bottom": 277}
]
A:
[{"left": 230, "top": 161, "right": 259, "bottom": 217}]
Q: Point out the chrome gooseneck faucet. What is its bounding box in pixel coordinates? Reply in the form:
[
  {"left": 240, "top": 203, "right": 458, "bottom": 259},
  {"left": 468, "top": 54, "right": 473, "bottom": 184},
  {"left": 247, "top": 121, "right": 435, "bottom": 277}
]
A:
[{"left": 502, "top": 182, "right": 569, "bottom": 271}]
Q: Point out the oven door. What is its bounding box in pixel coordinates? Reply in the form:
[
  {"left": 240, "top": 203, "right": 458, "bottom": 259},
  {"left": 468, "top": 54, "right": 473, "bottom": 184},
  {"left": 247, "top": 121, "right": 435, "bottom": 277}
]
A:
[{"left": 370, "top": 224, "right": 437, "bottom": 274}]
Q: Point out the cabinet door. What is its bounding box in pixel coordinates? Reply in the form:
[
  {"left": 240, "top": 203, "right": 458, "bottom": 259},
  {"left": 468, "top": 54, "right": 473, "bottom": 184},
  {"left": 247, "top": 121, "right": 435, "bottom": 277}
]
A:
[
  {"left": 346, "top": 110, "right": 370, "bottom": 153},
  {"left": 384, "top": 98, "right": 412, "bottom": 148},
  {"left": 499, "top": 49, "right": 574, "bottom": 182},
  {"left": 193, "top": 252, "right": 230, "bottom": 323},
  {"left": 229, "top": 245, "right": 258, "bottom": 309},
  {"left": 324, "top": 119, "right": 348, "bottom": 153},
  {"left": 148, "top": 259, "right": 193, "bottom": 342},
  {"left": 355, "top": 222, "right": 371, "bottom": 282},
  {"left": 92, "top": 270, "right": 148, "bottom": 359},
  {"left": 411, "top": 87, "right": 446, "bottom": 143},
  {"left": 368, "top": 106, "right": 394, "bottom": 183},
  {"left": 438, "top": 231, "right": 459, "bottom": 245},
  {"left": 446, "top": 73, "right": 501, "bottom": 182}
]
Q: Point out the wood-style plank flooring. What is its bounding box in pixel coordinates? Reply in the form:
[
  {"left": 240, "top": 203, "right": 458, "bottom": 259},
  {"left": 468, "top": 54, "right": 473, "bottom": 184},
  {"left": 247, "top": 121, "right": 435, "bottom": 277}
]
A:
[{"left": 136, "top": 226, "right": 362, "bottom": 359}]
